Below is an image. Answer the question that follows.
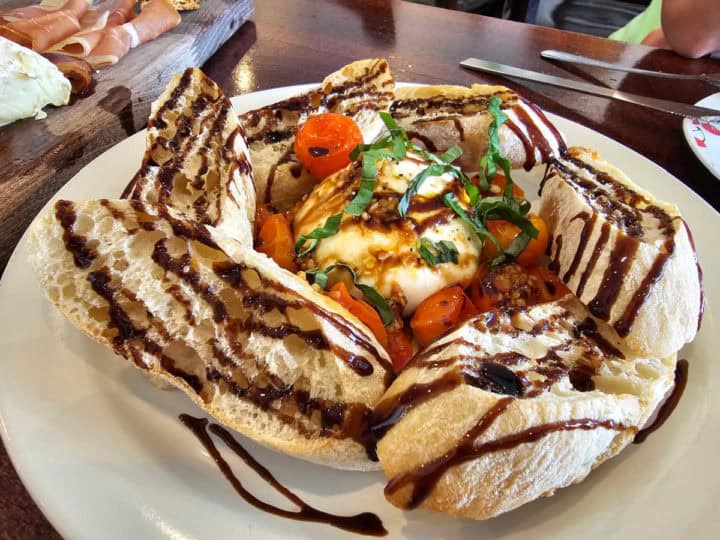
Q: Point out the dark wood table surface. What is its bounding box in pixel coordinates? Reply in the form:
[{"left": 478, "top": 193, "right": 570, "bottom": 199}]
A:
[{"left": 1, "top": 0, "right": 718, "bottom": 537}]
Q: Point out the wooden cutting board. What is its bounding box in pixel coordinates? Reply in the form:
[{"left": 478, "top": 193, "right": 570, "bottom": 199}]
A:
[{"left": 0, "top": 0, "right": 254, "bottom": 274}]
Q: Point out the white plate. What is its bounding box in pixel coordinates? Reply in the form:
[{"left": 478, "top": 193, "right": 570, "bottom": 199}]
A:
[
  {"left": 682, "top": 92, "right": 720, "bottom": 180},
  {"left": 1, "top": 84, "right": 718, "bottom": 540}
]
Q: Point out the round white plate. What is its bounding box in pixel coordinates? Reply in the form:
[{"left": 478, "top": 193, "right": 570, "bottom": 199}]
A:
[
  {"left": 1, "top": 84, "right": 718, "bottom": 540},
  {"left": 682, "top": 92, "right": 720, "bottom": 180}
]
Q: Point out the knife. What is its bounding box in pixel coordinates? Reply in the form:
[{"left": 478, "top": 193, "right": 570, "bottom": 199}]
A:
[
  {"left": 541, "top": 49, "right": 720, "bottom": 88},
  {"left": 460, "top": 57, "right": 720, "bottom": 119}
]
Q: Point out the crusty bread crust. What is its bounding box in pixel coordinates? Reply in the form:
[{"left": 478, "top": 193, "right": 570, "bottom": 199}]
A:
[
  {"left": 123, "top": 68, "right": 256, "bottom": 249},
  {"left": 28, "top": 199, "right": 391, "bottom": 470},
  {"left": 539, "top": 147, "right": 702, "bottom": 357},
  {"left": 376, "top": 296, "right": 675, "bottom": 518},
  {"left": 390, "top": 84, "right": 566, "bottom": 171}
]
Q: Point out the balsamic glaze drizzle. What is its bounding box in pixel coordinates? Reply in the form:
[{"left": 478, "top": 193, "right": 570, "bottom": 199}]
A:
[{"left": 179, "top": 414, "right": 387, "bottom": 536}]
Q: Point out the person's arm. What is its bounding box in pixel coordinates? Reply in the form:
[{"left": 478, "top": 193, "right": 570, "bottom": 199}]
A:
[{"left": 661, "top": 0, "right": 720, "bottom": 58}]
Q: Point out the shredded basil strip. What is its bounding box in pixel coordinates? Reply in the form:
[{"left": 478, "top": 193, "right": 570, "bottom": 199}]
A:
[
  {"left": 355, "top": 284, "right": 395, "bottom": 326},
  {"left": 418, "top": 237, "right": 459, "bottom": 266},
  {"left": 294, "top": 212, "right": 344, "bottom": 256},
  {"left": 305, "top": 263, "right": 394, "bottom": 325}
]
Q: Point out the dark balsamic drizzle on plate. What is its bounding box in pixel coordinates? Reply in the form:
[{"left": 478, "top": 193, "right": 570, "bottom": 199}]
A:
[
  {"left": 633, "top": 359, "right": 689, "bottom": 444},
  {"left": 179, "top": 414, "right": 387, "bottom": 537}
]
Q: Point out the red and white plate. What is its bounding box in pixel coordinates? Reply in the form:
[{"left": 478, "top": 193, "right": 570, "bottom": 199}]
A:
[{"left": 683, "top": 92, "right": 720, "bottom": 180}]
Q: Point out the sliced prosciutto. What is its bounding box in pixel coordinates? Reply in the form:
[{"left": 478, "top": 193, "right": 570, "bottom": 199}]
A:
[
  {"left": 48, "top": 0, "right": 136, "bottom": 57},
  {"left": 0, "top": 0, "right": 89, "bottom": 51},
  {"left": 87, "top": 0, "right": 180, "bottom": 68},
  {"left": 0, "top": 0, "right": 68, "bottom": 23}
]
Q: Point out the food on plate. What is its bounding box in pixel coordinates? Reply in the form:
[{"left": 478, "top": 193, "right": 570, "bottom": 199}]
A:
[
  {"left": 0, "top": 35, "right": 70, "bottom": 126},
  {"left": 29, "top": 198, "right": 391, "bottom": 470},
  {"left": 540, "top": 147, "right": 703, "bottom": 357},
  {"left": 239, "top": 58, "right": 395, "bottom": 211},
  {"left": 29, "top": 67, "right": 392, "bottom": 471},
  {"left": 122, "top": 68, "right": 256, "bottom": 249},
  {"left": 390, "top": 84, "right": 566, "bottom": 171},
  {"left": 27, "top": 59, "right": 702, "bottom": 526},
  {"left": 373, "top": 295, "right": 676, "bottom": 518}
]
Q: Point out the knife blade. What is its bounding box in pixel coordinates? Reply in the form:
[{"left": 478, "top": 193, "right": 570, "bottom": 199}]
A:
[{"left": 460, "top": 57, "right": 720, "bottom": 119}]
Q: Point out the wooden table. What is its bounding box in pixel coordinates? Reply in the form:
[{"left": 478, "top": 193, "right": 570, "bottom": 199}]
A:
[{"left": 1, "top": 0, "right": 718, "bottom": 536}]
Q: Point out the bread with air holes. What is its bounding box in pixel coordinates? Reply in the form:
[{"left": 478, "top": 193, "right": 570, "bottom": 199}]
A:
[
  {"left": 28, "top": 199, "right": 391, "bottom": 470},
  {"left": 123, "top": 67, "right": 256, "bottom": 249},
  {"left": 375, "top": 295, "right": 675, "bottom": 518},
  {"left": 539, "top": 147, "right": 703, "bottom": 357}
]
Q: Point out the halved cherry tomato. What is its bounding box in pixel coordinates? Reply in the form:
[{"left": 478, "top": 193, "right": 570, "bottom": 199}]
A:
[
  {"left": 469, "top": 263, "right": 570, "bottom": 313},
  {"left": 488, "top": 173, "right": 525, "bottom": 198},
  {"left": 254, "top": 203, "right": 275, "bottom": 235},
  {"left": 410, "top": 286, "right": 475, "bottom": 347},
  {"left": 294, "top": 113, "right": 363, "bottom": 179},
  {"left": 387, "top": 328, "right": 414, "bottom": 373},
  {"left": 482, "top": 214, "right": 549, "bottom": 267},
  {"left": 256, "top": 213, "right": 298, "bottom": 273},
  {"left": 329, "top": 282, "right": 388, "bottom": 349},
  {"left": 528, "top": 265, "right": 572, "bottom": 302}
]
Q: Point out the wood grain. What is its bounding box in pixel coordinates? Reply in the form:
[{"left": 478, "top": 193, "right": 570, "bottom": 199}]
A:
[
  {"left": 0, "top": 0, "right": 254, "bottom": 276},
  {"left": 1, "top": 0, "right": 719, "bottom": 537}
]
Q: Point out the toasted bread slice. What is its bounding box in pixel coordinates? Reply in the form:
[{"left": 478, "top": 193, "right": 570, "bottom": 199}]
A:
[
  {"left": 123, "top": 68, "right": 256, "bottom": 248},
  {"left": 28, "top": 199, "right": 392, "bottom": 470},
  {"left": 373, "top": 295, "right": 675, "bottom": 518},
  {"left": 239, "top": 59, "right": 395, "bottom": 211},
  {"left": 539, "top": 147, "right": 703, "bottom": 357},
  {"left": 390, "top": 84, "right": 566, "bottom": 171}
]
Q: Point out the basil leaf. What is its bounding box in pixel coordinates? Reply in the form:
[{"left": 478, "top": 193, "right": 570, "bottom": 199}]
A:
[
  {"left": 418, "top": 237, "right": 459, "bottom": 266},
  {"left": 439, "top": 145, "right": 463, "bottom": 163},
  {"left": 443, "top": 193, "right": 502, "bottom": 252},
  {"left": 356, "top": 284, "right": 395, "bottom": 326},
  {"left": 305, "top": 262, "right": 394, "bottom": 325},
  {"left": 397, "top": 162, "right": 445, "bottom": 218},
  {"left": 294, "top": 212, "right": 343, "bottom": 255}
]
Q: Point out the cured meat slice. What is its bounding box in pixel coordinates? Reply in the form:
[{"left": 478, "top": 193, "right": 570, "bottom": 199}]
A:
[
  {"left": 0, "top": 0, "right": 89, "bottom": 51},
  {"left": 47, "top": 0, "right": 136, "bottom": 57},
  {"left": 0, "top": 0, "right": 67, "bottom": 23},
  {"left": 86, "top": 0, "right": 180, "bottom": 68}
]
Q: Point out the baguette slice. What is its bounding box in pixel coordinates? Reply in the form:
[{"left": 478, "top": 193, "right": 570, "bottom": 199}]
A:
[
  {"left": 390, "top": 84, "right": 566, "bottom": 171},
  {"left": 239, "top": 58, "right": 395, "bottom": 211},
  {"left": 374, "top": 295, "right": 675, "bottom": 519},
  {"left": 29, "top": 198, "right": 392, "bottom": 470},
  {"left": 539, "top": 147, "right": 703, "bottom": 357},
  {"left": 122, "top": 68, "right": 256, "bottom": 248}
]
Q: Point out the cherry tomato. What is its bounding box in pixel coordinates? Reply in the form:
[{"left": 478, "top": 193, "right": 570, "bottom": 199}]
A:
[
  {"left": 256, "top": 213, "right": 298, "bottom": 273},
  {"left": 482, "top": 214, "right": 549, "bottom": 267},
  {"left": 294, "top": 113, "right": 363, "bottom": 179},
  {"left": 387, "top": 328, "right": 414, "bottom": 373}
]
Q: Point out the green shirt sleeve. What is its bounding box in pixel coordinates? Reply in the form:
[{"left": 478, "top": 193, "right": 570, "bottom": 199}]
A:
[{"left": 608, "top": 0, "right": 662, "bottom": 43}]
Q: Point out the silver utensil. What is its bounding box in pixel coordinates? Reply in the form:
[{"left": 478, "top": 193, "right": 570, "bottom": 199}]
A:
[
  {"left": 459, "top": 57, "right": 720, "bottom": 119},
  {"left": 541, "top": 49, "right": 720, "bottom": 88}
]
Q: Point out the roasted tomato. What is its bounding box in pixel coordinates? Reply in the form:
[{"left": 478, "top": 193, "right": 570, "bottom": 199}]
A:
[
  {"left": 482, "top": 214, "right": 549, "bottom": 267},
  {"left": 410, "top": 286, "right": 476, "bottom": 347},
  {"left": 294, "top": 113, "right": 363, "bottom": 179}
]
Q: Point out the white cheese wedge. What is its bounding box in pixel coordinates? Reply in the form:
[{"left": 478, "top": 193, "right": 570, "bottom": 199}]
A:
[{"left": 0, "top": 36, "right": 71, "bottom": 127}]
